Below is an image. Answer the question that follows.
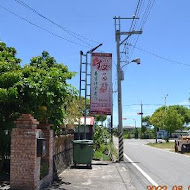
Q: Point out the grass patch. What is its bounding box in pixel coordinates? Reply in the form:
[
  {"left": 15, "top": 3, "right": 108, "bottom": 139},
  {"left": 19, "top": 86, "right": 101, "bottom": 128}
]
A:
[
  {"left": 108, "top": 141, "right": 118, "bottom": 160},
  {"left": 147, "top": 142, "right": 175, "bottom": 150},
  {"left": 93, "top": 143, "right": 110, "bottom": 161},
  {"left": 93, "top": 141, "right": 118, "bottom": 161},
  {"left": 147, "top": 142, "right": 190, "bottom": 156},
  {"left": 93, "top": 151, "right": 103, "bottom": 160}
]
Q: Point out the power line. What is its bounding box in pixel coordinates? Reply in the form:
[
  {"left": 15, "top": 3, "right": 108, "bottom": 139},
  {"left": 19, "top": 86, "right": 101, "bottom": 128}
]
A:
[
  {"left": 13, "top": 0, "right": 100, "bottom": 47},
  {"left": 129, "top": 0, "right": 142, "bottom": 31},
  {"left": 124, "top": 104, "right": 190, "bottom": 107},
  {"left": 140, "top": 0, "right": 156, "bottom": 29},
  {"left": 0, "top": 4, "right": 90, "bottom": 48},
  {"left": 124, "top": 104, "right": 163, "bottom": 106},
  {"left": 121, "top": 0, "right": 147, "bottom": 65},
  {"left": 128, "top": 43, "right": 190, "bottom": 67},
  {"left": 121, "top": 0, "right": 143, "bottom": 64},
  {"left": 128, "top": 0, "right": 156, "bottom": 60}
]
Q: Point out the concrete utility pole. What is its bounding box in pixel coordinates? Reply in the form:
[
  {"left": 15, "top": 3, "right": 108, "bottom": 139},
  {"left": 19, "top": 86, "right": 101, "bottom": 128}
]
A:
[
  {"left": 114, "top": 16, "right": 142, "bottom": 161},
  {"left": 111, "top": 108, "right": 113, "bottom": 142},
  {"left": 164, "top": 94, "right": 168, "bottom": 137},
  {"left": 141, "top": 102, "right": 143, "bottom": 130}
]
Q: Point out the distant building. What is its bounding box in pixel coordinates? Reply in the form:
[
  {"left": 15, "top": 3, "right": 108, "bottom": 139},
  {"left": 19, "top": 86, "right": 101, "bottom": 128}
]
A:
[
  {"left": 146, "top": 125, "right": 154, "bottom": 130},
  {"left": 171, "top": 130, "right": 189, "bottom": 138},
  {"left": 74, "top": 116, "right": 94, "bottom": 140},
  {"left": 123, "top": 126, "right": 135, "bottom": 132},
  {"left": 157, "top": 130, "right": 168, "bottom": 139}
]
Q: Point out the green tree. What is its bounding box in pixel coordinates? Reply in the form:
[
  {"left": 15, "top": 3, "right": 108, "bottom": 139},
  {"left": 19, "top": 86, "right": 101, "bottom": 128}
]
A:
[
  {"left": 150, "top": 106, "right": 184, "bottom": 135},
  {"left": 141, "top": 116, "right": 152, "bottom": 139},
  {"left": 168, "top": 105, "right": 190, "bottom": 124},
  {"left": 63, "top": 96, "right": 85, "bottom": 125},
  {"left": 0, "top": 42, "right": 22, "bottom": 128},
  {"left": 142, "top": 116, "right": 151, "bottom": 126},
  {"left": 94, "top": 115, "right": 107, "bottom": 124},
  {"left": 0, "top": 42, "right": 22, "bottom": 171},
  {"left": 164, "top": 107, "right": 183, "bottom": 136},
  {"left": 0, "top": 43, "right": 77, "bottom": 171},
  {"left": 17, "top": 51, "right": 77, "bottom": 126},
  {"left": 149, "top": 107, "right": 166, "bottom": 130},
  {"left": 80, "top": 97, "right": 107, "bottom": 124}
]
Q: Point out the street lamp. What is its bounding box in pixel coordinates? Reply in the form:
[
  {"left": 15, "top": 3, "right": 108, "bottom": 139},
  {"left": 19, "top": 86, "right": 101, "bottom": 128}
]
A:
[
  {"left": 121, "top": 57, "right": 141, "bottom": 69},
  {"left": 120, "top": 58, "right": 141, "bottom": 81}
]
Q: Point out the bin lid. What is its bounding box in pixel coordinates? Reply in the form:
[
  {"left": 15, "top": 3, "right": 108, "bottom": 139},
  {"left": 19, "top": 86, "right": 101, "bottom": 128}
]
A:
[{"left": 73, "top": 140, "right": 93, "bottom": 144}]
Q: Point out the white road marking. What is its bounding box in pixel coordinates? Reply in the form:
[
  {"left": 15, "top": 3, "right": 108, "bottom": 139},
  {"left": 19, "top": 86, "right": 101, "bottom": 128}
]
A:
[
  {"left": 144, "top": 144, "right": 190, "bottom": 158},
  {"left": 115, "top": 145, "right": 158, "bottom": 186}
]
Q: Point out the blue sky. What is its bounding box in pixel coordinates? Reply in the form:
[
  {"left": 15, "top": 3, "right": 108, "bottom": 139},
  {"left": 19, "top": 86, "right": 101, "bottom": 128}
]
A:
[{"left": 1, "top": 0, "right": 190, "bottom": 127}]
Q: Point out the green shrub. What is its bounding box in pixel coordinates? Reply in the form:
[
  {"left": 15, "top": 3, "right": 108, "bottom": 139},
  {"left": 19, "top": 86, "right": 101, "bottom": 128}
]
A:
[
  {"left": 93, "top": 151, "right": 103, "bottom": 160},
  {"left": 40, "top": 162, "right": 49, "bottom": 179}
]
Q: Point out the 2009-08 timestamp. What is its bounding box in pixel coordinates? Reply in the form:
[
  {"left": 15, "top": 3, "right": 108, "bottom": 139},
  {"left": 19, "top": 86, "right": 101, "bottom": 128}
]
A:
[{"left": 147, "top": 185, "right": 190, "bottom": 190}]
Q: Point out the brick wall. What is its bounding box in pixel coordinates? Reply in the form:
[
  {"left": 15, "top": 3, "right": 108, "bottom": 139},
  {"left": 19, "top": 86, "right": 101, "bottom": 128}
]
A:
[
  {"left": 10, "top": 114, "right": 41, "bottom": 190},
  {"left": 10, "top": 114, "right": 74, "bottom": 190},
  {"left": 53, "top": 134, "right": 73, "bottom": 174},
  {"left": 38, "top": 124, "right": 54, "bottom": 189}
]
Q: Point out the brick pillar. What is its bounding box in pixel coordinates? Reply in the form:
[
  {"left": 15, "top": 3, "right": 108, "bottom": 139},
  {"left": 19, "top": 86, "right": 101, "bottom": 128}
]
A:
[
  {"left": 10, "top": 114, "right": 41, "bottom": 190},
  {"left": 38, "top": 123, "right": 53, "bottom": 187}
]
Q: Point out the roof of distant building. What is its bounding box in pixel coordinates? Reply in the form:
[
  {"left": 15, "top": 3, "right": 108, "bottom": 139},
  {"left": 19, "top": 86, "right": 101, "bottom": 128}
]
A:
[
  {"left": 123, "top": 126, "right": 135, "bottom": 129},
  {"left": 74, "top": 116, "right": 94, "bottom": 126}
]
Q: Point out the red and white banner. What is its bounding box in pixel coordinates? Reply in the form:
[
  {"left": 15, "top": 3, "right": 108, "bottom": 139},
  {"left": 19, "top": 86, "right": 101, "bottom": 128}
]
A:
[{"left": 90, "top": 53, "right": 112, "bottom": 115}]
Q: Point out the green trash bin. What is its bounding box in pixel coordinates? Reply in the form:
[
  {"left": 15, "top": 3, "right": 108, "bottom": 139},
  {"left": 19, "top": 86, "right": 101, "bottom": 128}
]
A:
[{"left": 73, "top": 140, "right": 93, "bottom": 167}]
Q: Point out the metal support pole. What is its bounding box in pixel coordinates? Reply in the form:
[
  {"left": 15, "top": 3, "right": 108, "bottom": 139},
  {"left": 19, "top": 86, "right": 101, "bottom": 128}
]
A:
[
  {"left": 79, "top": 44, "right": 102, "bottom": 140},
  {"left": 134, "top": 119, "right": 136, "bottom": 128},
  {"left": 111, "top": 112, "right": 113, "bottom": 142},
  {"left": 141, "top": 102, "right": 143, "bottom": 130},
  {"left": 110, "top": 83, "right": 113, "bottom": 142},
  {"left": 116, "top": 29, "right": 124, "bottom": 161},
  {"left": 78, "top": 51, "right": 83, "bottom": 140},
  {"left": 84, "top": 53, "right": 88, "bottom": 139},
  {"left": 164, "top": 94, "right": 168, "bottom": 137}
]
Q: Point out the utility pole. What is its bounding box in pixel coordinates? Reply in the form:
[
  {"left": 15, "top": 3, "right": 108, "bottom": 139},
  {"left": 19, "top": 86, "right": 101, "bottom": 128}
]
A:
[
  {"left": 164, "top": 94, "right": 168, "bottom": 109},
  {"left": 114, "top": 16, "right": 142, "bottom": 161},
  {"left": 116, "top": 28, "right": 123, "bottom": 161},
  {"left": 111, "top": 107, "right": 113, "bottom": 142},
  {"left": 141, "top": 102, "right": 143, "bottom": 130},
  {"left": 164, "top": 94, "right": 168, "bottom": 137}
]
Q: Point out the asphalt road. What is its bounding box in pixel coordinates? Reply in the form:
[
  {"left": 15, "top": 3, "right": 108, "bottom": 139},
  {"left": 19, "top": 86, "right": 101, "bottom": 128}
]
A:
[{"left": 114, "top": 138, "right": 190, "bottom": 190}]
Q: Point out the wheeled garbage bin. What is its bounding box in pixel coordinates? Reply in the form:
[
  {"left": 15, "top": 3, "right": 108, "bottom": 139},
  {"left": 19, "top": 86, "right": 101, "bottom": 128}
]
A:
[{"left": 73, "top": 140, "right": 93, "bottom": 168}]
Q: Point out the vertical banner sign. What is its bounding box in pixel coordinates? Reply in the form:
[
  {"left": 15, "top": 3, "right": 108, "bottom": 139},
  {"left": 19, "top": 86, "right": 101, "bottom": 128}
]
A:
[{"left": 90, "top": 53, "right": 112, "bottom": 115}]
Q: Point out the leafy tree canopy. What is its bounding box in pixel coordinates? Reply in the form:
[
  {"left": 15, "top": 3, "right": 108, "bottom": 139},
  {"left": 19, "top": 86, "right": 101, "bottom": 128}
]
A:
[
  {"left": 149, "top": 105, "right": 189, "bottom": 134},
  {"left": 169, "top": 105, "right": 190, "bottom": 124},
  {"left": 142, "top": 116, "right": 151, "bottom": 126},
  {"left": 94, "top": 115, "right": 107, "bottom": 123},
  {"left": 0, "top": 42, "right": 22, "bottom": 130},
  {"left": 18, "top": 51, "right": 77, "bottom": 126},
  {"left": 164, "top": 107, "right": 183, "bottom": 134},
  {"left": 0, "top": 41, "right": 77, "bottom": 129}
]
